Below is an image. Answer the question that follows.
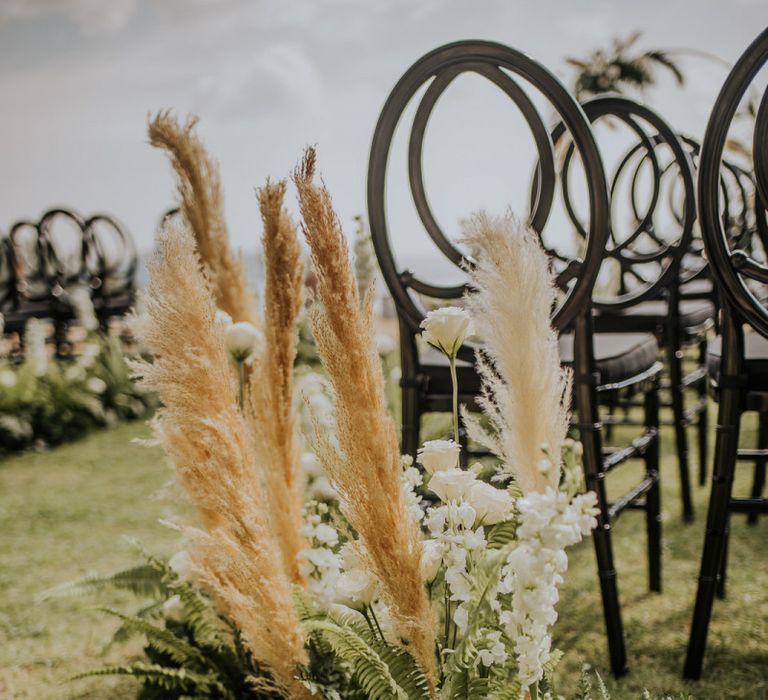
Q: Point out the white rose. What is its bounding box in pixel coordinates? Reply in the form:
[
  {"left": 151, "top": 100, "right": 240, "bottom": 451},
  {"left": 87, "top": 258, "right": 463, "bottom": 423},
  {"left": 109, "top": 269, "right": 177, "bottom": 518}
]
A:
[
  {"left": 335, "top": 569, "right": 378, "bottom": 609},
  {"left": 420, "top": 539, "right": 443, "bottom": 582},
  {"left": 417, "top": 439, "right": 460, "bottom": 474},
  {"left": 428, "top": 468, "right": 477, "bottom": 503},
  {"left": 465, "top": 481, "right": 514, "bottom": 525},
  {"left": 420, "top": 307, "right": 474, "bottom": 357},
  {"left": 224, "top": 322, "right": 262, "bottom": 363},
  {"left": 86, "top": 376, "right": 107, "bottom": 394},
  {"left": 0, "top": 370, "right": 17, "bottom": 388}
]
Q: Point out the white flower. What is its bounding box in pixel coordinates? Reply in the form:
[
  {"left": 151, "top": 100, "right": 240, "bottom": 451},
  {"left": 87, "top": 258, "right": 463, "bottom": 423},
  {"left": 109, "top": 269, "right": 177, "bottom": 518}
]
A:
[
  {"left": 162, "top": 594, "right": 184, "bottom": 622},
  {"left": 168, "top": 551, "right": 193, "bottom": 582},
  {"left": 375, "top": 334, "right": 396, "bottom": 356},
  {"left": 420, "top": 539, "right": 443, "bottom": 582},
  {"left": 453, "top": 604, "right": 469, "bottom": 633},
  {"left": 314, "top": 523, "right": 339, "bottom": 546},
  {"left": 465, "top": 481, "right": 514, "bottom": 525},
  {"left": 215, "top": 309, "right": 233, "bottom": 328},
  {"left": 335, "top": 569, "right": 379, "bottom": 609},
  {"left": 420, "top": 306, "right": 474, "bottom": 357},
  {"left": 224, "top": 322, "right": 262, "bottom": 363},
  {"left": 301, "top": 452, "right": 324, "bottom": 479},
  {"left": 417, "top": 439, "right": 460, "bottom": 474},
  {"left": 340, "top": 542, "right": 365, "bottom": 571},
  {"left": 309, "top": 476, "right": 337, "bottom": 502},
  {"left": 0, "top": 370, "right": 17, "bottom": 388},
  {"left": 86, "top": 376, "right": 107, "bottom": 394},
  {"left": 428, "top": 468, "right": 477, "bottom": 503}
]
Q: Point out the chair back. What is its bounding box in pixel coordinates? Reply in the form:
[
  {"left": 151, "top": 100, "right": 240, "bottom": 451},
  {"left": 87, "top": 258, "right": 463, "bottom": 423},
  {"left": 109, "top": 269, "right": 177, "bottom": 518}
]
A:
[
  {"left": 555, "top": 95, "right": 696, "bottom": 310},
  {"left": 699, "top": 28, "right": 768, "bottom": 337},
  {"left": 367, "top": 40, "right": 610, "bottom": 360}
]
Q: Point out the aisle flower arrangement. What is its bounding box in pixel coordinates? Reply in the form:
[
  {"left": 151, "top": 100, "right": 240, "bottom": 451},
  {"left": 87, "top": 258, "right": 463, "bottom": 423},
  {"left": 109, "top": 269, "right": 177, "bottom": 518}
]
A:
[{"left": 69, "top": 114, "right": 599, "bottom": 699}]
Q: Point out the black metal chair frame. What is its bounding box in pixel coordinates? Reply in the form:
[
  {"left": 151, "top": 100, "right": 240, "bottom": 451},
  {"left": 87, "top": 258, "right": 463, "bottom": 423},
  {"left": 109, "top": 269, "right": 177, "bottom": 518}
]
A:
[
  {"left": 684, "top": 27, "right": 768, "bottom": 680},
  {"left": 560, "top": 96, "right": 710, "bottom": 523},
  {"left": 367, "top": 40, "right": 661, "bottom": 677}
]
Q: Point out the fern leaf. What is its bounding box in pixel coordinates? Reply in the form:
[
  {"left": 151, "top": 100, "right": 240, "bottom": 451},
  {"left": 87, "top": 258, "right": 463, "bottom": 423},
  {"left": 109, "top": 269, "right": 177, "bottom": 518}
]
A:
[
  {"left": 302, "top": 618, "right": 408, "bottom": 700},
  {"left": 37, "top": 564, "right": 165, "bottom": 602},
  {"left": 70, "top": 662, "right": 229, "bottom": 696}
]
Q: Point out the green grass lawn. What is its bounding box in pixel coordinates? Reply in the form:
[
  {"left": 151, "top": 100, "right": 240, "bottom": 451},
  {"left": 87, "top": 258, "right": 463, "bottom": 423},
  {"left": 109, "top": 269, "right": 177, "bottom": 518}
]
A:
[{"left": 0, "top": 416, "right": 766, "bottom": 699}]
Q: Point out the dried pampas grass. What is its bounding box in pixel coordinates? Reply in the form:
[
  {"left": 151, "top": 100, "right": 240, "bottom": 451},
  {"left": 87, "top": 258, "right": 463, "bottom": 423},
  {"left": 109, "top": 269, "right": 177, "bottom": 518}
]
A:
[
  {"left": 148, "top": 111, "right": 259, "bottom": 326},
  {"left": 132, "top": 221, "right": 307, "bottom": 698},
  {"left": 247, "top": 179, "right": 306, "bottom": 584},
  {"left": 462, "top": 211, "right": 572, "bottom": 493},
  {"left": 293, "top": 147, "right": 437, "bottom": 689}
]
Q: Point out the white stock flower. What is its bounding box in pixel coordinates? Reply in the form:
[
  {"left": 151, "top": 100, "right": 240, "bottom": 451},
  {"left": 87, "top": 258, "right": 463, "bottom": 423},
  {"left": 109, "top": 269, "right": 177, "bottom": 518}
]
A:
[
  {"left": 453, "top": 604, "right": 469, "bottom": 633},
  {"left": 420, "top": 539, "right": 443, "bottom": 582},
  {"left": 314, "top": 523, "right": 339, "bottom": 547},
  {"left": 428, "top": 468, "right": 477, "bottom": 503},
  {"left": 335, "top": 569, "right": 379, "bottom": 609},
  {"left": 420, "top": 306, "right": 474, "bottom": 357},
  {"left": 309, "top": 476, "right": 338, "bottom": 502},
  {"left": 417, "top": 439, "right": 460, "bottom": 474},
  {"left": 465, "top": 481, "right": 514, "bottom": 525},
  {"left": 224, "top": 322, "right": 262, "bottom": 363}
]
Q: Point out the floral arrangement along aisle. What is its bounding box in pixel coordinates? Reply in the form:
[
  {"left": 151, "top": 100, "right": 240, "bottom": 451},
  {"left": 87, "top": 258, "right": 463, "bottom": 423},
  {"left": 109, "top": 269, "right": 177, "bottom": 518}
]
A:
[{"left": 68, "top": 122, "right": 599, "bottom": 697}]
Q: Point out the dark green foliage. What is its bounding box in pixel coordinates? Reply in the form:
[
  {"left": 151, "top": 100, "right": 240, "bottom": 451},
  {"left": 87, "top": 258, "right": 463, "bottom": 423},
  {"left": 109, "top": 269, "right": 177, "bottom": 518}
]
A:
[{"left": 566, "top": 32, "right": 685, "bottom": 99}]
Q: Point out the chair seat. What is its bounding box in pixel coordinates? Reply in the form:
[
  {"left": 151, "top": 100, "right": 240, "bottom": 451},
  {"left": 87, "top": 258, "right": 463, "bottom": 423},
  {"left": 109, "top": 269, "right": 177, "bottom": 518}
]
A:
[
  {"left": 707, "top": 333, "right": 768, "bottom": 390},
  {"left": 559, "top": 332, "right": 659, "bottom": 385},
  {"left": 418, "top": 332, "right": 659, "bottom": 396},
  {"left": 595, "top": 298, "right": 715, "bottom": 335}
]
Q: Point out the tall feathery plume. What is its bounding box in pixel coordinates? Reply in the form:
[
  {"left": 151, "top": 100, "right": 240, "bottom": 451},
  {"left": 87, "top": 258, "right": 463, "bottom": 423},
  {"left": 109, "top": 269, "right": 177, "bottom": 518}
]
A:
[
  {"left": 248, "top": 179, "right": 306, "bottom": 584},
  {"left": 147, "top": 111, "right": 259, "bottom": 326},
  {"left": 462, "top": 212, "right": 572, "bottom": 494},
  {"left": 132, "top": 221, "right": 308, "bottom": 698},
  {"left": 292, "top": 147, "right": 437, "bottom": 690}
]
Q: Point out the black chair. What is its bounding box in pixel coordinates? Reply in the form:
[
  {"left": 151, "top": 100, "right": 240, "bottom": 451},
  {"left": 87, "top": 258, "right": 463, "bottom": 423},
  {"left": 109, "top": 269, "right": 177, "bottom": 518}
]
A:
[
  {"left": 367, "top": 40, "right": 662, "bottom": 676},
  {"left": 684, "top": 27, "right": 768, "bottom": 680},
  {"left": 558, "top": 95, "right": 711, "bottom": 522}
]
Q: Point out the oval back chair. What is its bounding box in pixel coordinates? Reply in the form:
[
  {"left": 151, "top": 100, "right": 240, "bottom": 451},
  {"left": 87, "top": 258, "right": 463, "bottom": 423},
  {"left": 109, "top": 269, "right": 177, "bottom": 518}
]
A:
[
  {"left": 684, "top": 27, "right": 768, "bottom": 680},
  {"left": 368, "top": 41, "right": 665, "bottom": 677}
]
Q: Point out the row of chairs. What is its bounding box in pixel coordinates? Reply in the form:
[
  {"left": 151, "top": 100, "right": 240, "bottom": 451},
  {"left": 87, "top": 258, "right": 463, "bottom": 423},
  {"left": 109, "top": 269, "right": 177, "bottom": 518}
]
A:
[
  {"left": 0, "top": 208, "right": 137, "bottom": 353},
  {"left": 366, "top": 29, "right": 768, "bottom": 679}
]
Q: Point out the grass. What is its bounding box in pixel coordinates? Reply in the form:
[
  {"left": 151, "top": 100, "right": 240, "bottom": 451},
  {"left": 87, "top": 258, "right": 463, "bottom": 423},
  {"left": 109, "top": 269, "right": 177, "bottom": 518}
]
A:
[{"left": 0, "top": 414, "right": 766, "bottom": 698}]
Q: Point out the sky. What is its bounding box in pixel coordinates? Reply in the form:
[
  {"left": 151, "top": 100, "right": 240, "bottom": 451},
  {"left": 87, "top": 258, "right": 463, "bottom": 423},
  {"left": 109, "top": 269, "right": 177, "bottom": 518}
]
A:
[{"left": 0, "top": 0, "right": 765, "bottom": 274}]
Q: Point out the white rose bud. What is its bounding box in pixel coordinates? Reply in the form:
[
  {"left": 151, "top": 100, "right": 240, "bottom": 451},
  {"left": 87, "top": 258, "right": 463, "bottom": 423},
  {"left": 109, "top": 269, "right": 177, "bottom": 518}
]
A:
[
  {"left": 335, "top": 569, "right": 379, "bottom": 609},
  {"left": 224, "top": 322, "right": 262, "bottom": 363},
  {"left": 420, "top": 539, "right": 443, "bottom": 582},
  {"left": 420, "top": 306, "right": 474, "bottom": 358},
  {"left": 428, "top": 468, "right": 477, "bottom": 503},
  {"left": 417, "top": 439, "right": 460, "bottom": 474},
  {"left": 465, "top": 481, "right": 514, "bottom": 525}
]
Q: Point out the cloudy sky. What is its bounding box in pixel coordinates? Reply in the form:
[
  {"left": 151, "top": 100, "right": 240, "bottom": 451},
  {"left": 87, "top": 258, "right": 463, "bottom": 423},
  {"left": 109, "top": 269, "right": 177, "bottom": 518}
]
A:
[{"left": 0, "top": 0, "right": 765, "bottom": 270}]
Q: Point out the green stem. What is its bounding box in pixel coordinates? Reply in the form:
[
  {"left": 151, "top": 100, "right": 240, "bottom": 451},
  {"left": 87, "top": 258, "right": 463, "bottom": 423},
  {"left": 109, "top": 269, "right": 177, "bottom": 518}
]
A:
[
  {"left": 362, "top": 607, "right": 378, "bottom": 639},
  {"left": 449, "top": 355, "right": 459, "bottom": 445},
  {"left": 368, "top": 605, "right": 385, "bottom": 640},
  {"left": 443, "top": 589, "right": 451, "bottom": 649},
  {"left": 237, "top": 361, "right": 245, "bottom": 411}
]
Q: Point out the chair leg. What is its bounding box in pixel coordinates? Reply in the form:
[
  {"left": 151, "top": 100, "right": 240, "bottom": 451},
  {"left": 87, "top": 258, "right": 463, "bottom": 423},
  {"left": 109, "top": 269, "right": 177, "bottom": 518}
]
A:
[
  {"left": 684, "top": 379, "right": 742, "bottom": 678},
  {"left": 715, "top": 515, "right": 729, "bottom": 600},
  {"left": 698, "top": 337, "right": 709, "bottom": 487},
  {"left": 748, "top": 411, "right": 768, "bottom": 525},
  {"left": 401, "top": 385, "right": 421, "bottom": 461},
  {"left": 644, "top": 375, "right": 662, "bottom": 593},
  {"left": 667, "top": 340, "right": 695, "bottom": 522}
]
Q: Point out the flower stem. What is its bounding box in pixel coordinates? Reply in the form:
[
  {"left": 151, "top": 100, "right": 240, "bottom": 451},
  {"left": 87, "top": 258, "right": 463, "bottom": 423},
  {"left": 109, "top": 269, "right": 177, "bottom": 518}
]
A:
[
  {"left": 368, "top": 605, "right": 385, "bottom": 640},
  {"left": 237, "top": 360, "right": 245, "bottom": 411},
  {"left": 449, "top": 355, "right": 459, "bottom": 446}
]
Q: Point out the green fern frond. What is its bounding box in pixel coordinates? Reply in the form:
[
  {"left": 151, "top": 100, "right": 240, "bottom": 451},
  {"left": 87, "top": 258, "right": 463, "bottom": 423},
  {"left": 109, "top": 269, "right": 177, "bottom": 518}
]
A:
[
  {"left": 595, "top": 670, "right": 611, "bottom": 699},
  {"left": 302, "top": 618, "right": 408, "bottom": 699},
  {"left": 98, "top": 608, "right": 209, "bottom": 668},
  {"left": 37, "top": 564, "right": 165, "bottom": 602},
  {"left": 70, "top": 662, "right": 229, "bottom": 696},
  {"left": 486, "top": 521, "right": 518, "bottom": 549}
]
